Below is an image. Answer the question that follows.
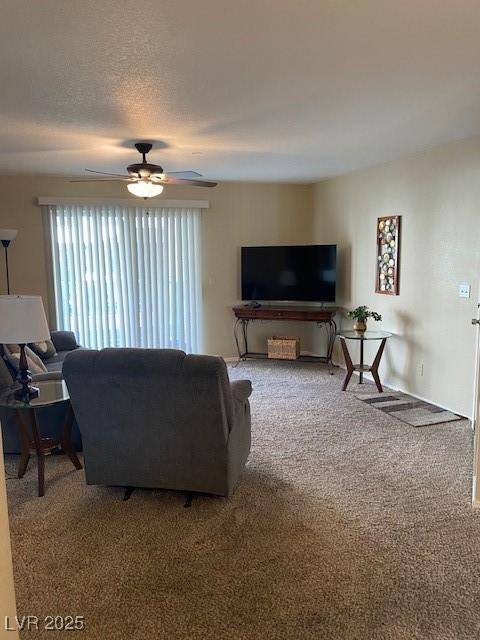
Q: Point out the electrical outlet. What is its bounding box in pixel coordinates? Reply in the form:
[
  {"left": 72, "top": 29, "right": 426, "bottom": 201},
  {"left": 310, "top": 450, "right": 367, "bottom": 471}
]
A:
[
  {"left": 458, "top": 283, "right": 471, "bottom": 298},
  {"left": 417, "top": 363, "right": 424, "bottom": 377}
]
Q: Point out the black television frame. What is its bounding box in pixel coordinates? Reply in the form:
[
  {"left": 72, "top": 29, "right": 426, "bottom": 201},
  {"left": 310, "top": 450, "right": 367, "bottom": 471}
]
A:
[{"left": 241, "top": 244, "right": 337, "bottom": 304}]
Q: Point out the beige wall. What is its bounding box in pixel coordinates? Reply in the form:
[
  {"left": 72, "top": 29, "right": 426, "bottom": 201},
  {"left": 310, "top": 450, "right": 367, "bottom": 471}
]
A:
[
  {"left": 313, "top": 136, "right": 480, "bottom": 417},
  {"left": 0, "top": 177, "right": 312, "bottom": 357},
  {"left": 0, "top": 430, "right": 19, "bottom": 639},
  {"left": 1, "top": 135, "right": 479, "bottom": 415}
]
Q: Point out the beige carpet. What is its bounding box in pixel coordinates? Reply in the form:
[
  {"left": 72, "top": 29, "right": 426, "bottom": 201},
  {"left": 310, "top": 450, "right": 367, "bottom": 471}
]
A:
[{"left": 5, "top": 361, "right": 480, "bottom": 640}]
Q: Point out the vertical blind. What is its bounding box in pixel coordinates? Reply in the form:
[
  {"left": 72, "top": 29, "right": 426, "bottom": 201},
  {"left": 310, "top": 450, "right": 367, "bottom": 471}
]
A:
[{"left": 46, "top": 203, "right": 202, "bottom": 352}]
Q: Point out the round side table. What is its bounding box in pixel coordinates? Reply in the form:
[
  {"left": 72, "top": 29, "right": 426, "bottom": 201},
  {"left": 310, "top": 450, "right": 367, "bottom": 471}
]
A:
[
  {"left": 0, "top": 380, "right": 82, "bottom": 497},
  {"left": 337, "top": 330, "right": 393, "bottom": 392}
]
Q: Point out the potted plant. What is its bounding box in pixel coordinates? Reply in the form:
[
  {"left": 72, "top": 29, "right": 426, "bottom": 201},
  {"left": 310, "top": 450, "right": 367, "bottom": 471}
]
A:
[{"left": 347, "top": 306, "right": 382, "bottom": 333}]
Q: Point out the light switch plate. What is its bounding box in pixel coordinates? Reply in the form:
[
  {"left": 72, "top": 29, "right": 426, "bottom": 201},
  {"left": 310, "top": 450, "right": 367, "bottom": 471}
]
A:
[{"left": 458, "top": 283, "right": 471, "bottom": 298}]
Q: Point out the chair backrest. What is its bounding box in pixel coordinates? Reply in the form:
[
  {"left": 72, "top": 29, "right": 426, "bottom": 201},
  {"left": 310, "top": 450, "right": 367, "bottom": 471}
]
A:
[{"left": 63, "top": 348, "right": 235, "bottom": 490}]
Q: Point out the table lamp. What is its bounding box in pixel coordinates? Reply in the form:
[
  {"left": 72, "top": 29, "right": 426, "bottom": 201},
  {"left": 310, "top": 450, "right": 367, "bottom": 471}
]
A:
[
  {"left": 0, "top": 295, "right": 50, "bottom": 401},
  {"left": 0, "top": 229, "right": 18, "bottom": 294}
]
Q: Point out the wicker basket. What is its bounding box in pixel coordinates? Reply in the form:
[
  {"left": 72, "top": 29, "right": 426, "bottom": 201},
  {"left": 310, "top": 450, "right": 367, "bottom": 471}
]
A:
[{"left": 267, "top": 336, "right": 300, "bottom": 360}]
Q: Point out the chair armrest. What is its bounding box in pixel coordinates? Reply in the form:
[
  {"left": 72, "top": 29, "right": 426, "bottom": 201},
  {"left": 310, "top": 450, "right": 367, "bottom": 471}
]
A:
[
  {"left": 32, "top": 371, "right": 64, "bottom": 382},
  {"left": 50, "top": 331, "right": 80, "bottom": 352},
  {"left": 230, "top": 380, "right": 252, "bottom": 403}
]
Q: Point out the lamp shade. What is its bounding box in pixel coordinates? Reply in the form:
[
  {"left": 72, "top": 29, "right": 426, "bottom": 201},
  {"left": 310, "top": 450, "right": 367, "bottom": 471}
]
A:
[
  {"left": 0, "top": 229, "right": 18, "bottom": 242},
  {"left": 0, "top": 295, "right": 50, "bottom": 344}
]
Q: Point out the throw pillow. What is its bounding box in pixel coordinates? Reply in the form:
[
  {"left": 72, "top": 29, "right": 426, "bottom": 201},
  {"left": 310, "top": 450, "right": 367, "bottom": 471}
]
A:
[
  {"left": 3, "top": 344, "right": 48, "bottom": 375},
  {"left": 29, "top": 339, "right": 57, "bottom": 360}
]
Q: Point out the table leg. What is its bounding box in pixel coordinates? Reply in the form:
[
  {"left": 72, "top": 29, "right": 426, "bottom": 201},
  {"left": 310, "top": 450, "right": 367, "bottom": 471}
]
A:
[
  {"left": 359, "top": 339, "right": 364, "bottom": 384},
  {"left": 14, "top": 411, "right": 31, "bottom": 478},
  {"left": 29, "top": 410, "right": 45, "bottom": 497},
  {"left": 326, "top": 319, "right": 337, "bottom": 374},
  {"left": 242, "top": 319, "right": 249, "bottom": 355},
  {"left": 340, "top": 338, "right": 354, "bottom": 391},
  {"left": 233, "top": 319, "right": 243, "bottom": 363},
  {"left": 370, "top": 338, "right": 387, "bottom": 392},
  {"left": 233, "top": 318, "right": 249, "bottom": 365},
  {"left": 61, "top": 404, "right": 82, "bottom": 470}
]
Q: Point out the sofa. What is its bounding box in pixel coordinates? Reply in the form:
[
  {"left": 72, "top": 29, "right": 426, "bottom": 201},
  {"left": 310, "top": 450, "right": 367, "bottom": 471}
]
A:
[
  {"left": 63, "top": 348, "right": 252, "bottom": 497},
  {"left": 0, "top": 330, "right": 82, "bottom": 454},
  {"left": 34, "top": 330, "right": 82, "bottom": 373}
]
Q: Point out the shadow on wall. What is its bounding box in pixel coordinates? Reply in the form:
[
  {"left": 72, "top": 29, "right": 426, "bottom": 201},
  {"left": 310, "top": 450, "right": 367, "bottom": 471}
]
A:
[
  {"left": 383, "top": 310, "right": 419, "bottom": 390},
  {"left": 309, "top": 244, "right": 351, "bottom": 359},
  {"left": 336, "top": 244, "right": 351, "bottom": 306}
]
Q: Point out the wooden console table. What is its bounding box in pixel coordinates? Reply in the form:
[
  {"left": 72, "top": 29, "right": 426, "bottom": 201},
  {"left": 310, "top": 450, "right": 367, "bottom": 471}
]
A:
[{"left": 232, "top": 305, "right": 338, "bottom": 371}]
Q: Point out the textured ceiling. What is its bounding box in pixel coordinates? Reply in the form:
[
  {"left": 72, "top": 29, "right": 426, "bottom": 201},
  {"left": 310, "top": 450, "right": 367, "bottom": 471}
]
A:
[{"left": 1, "top": 0, "right": 480, "bottom": 181}]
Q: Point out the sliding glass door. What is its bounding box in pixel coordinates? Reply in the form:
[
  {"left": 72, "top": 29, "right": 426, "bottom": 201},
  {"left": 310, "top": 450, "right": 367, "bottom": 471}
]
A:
[{"left": 46, "top": 203, "right": 202, "bottom": 353}]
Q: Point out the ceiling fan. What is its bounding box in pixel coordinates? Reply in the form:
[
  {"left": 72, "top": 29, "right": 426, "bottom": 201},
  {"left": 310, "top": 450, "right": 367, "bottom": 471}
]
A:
[{"left": 70, "top": 142, "right": 217, "bottom": 198}]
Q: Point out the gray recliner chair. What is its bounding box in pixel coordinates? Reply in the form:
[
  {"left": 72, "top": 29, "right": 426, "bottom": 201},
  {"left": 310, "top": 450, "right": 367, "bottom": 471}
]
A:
[{"left": 63, "top": 348, "right": 252, "bottom": 497}]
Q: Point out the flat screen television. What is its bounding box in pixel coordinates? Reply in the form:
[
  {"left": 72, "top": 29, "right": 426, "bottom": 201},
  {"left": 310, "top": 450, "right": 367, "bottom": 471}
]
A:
[{"left": 241, "top": 244, "right": 336, "bottom": 303}]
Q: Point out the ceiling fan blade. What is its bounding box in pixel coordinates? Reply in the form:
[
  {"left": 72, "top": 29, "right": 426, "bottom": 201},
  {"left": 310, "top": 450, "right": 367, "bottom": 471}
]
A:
[
  {"left": 160, "top": 177, "right": 218, "bottom": 187},
  {"left": 84, "top": 169, "right": 130, "bottom": 178},
  {"left": 69, "top": 178, "right": 131, "bottom": 183},
  {"left": 163, "top": 170, "right": 203, "bottom": 179}
]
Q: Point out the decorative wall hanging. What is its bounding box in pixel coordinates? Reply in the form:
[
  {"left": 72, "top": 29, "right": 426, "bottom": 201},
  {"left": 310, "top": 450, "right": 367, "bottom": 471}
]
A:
[{"left": 375, "top": 215, "right": 400, "bottom": 295}]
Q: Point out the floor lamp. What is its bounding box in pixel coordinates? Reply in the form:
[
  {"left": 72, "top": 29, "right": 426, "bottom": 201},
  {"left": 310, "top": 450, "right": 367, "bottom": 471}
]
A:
[{"left": 0, "top": 229, "right": 18, "bottom": 294}]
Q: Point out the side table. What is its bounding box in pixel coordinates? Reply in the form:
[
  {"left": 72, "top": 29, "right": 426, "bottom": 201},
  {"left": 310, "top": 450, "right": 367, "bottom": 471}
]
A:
[
  {"left": 0, "top": 380, "right": 82, "bottom": 497},
  {"left": 337, "top": 330, "right": 393, "bottom": 392}
]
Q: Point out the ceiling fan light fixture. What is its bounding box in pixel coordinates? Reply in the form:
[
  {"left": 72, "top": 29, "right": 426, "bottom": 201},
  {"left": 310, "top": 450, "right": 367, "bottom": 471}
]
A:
[{"left": 127, "top": 180, "right": 164, "bottom": 198}]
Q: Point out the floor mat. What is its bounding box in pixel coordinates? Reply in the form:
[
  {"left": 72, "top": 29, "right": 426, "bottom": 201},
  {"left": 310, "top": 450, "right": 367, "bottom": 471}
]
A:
[{"left": 355, "top": 391, "right": 464, "bottom": 427}]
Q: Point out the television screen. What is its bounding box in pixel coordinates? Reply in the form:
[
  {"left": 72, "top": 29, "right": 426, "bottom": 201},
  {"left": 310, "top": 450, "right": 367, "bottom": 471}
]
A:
[{"left": 241, "top": 245, "right": 336, "bottom": 303}]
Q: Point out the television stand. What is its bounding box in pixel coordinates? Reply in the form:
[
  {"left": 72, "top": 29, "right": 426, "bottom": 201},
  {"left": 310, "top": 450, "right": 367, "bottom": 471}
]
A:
[{"left": 232, "top": 305, "right": 338, "bottom": 372}]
